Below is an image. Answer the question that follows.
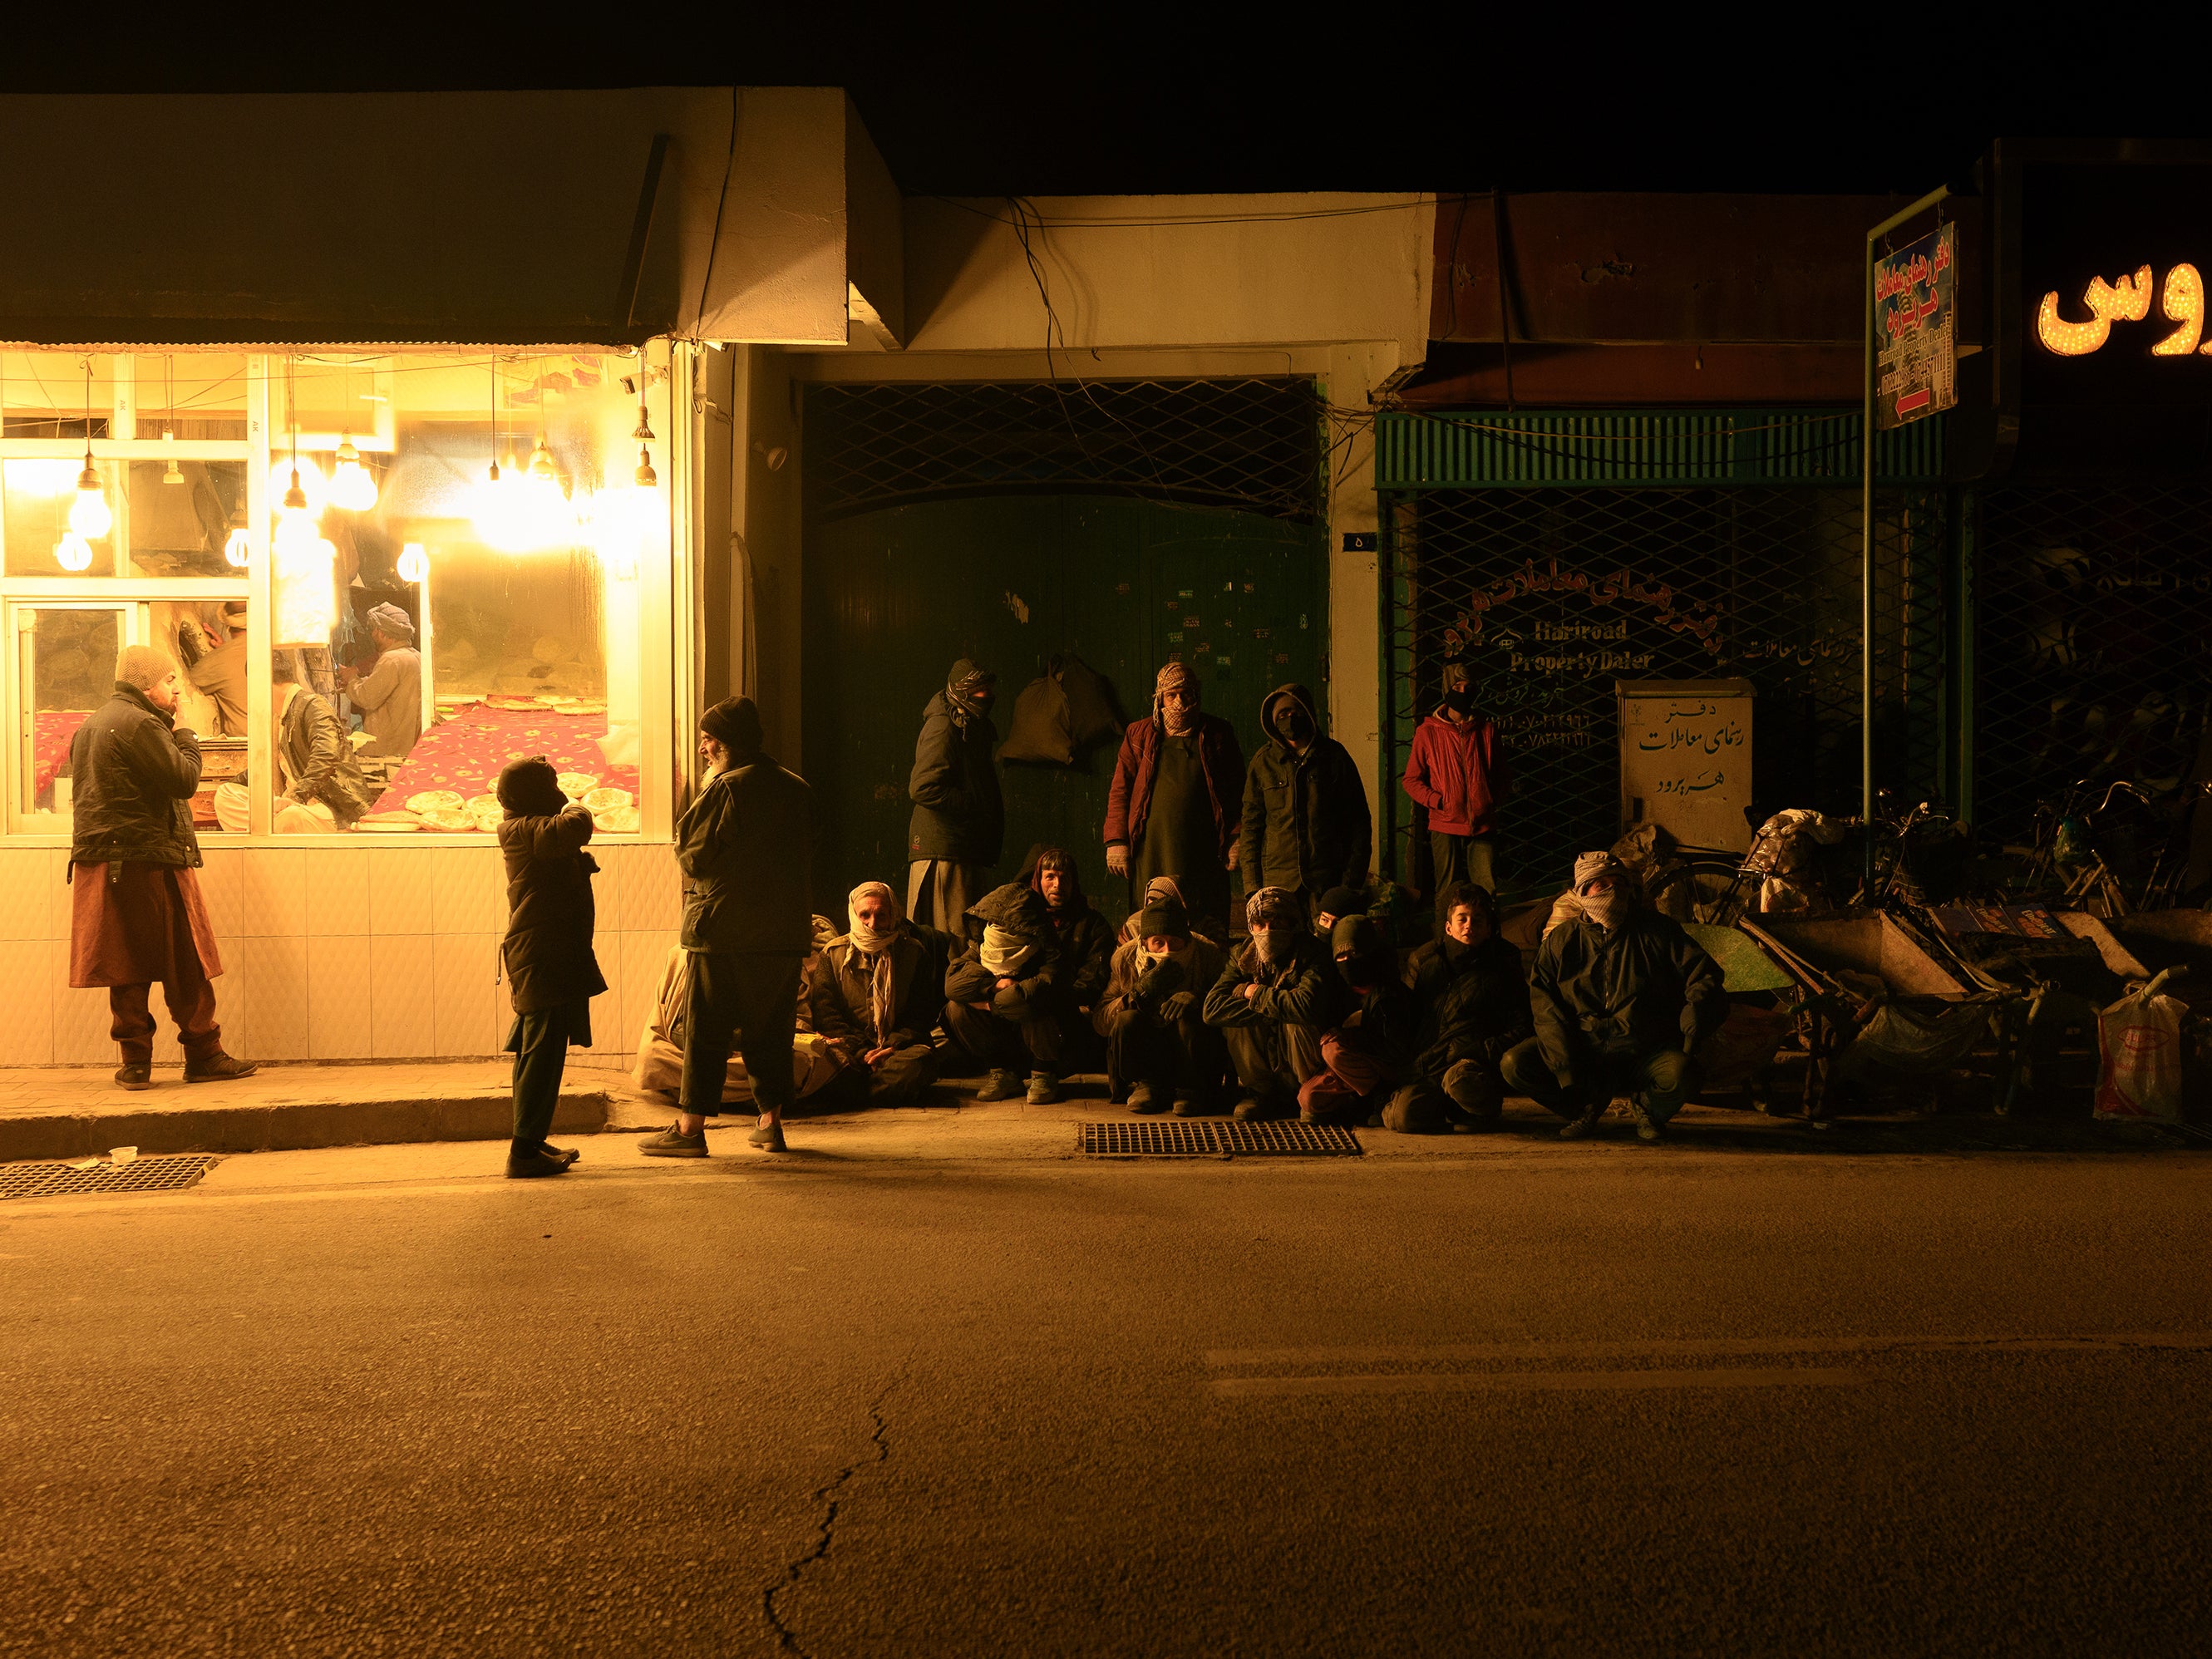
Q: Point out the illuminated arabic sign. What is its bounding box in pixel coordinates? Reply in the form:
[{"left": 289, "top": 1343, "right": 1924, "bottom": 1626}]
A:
[
  {"left": 2037, "top": 262, "right": 2211, "bottom": 357},
  {"left": 1875, "top": 224, "right": 1956, "bottom": 428}
]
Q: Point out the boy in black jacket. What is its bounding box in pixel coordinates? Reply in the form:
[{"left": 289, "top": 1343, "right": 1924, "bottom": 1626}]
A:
[{"left": 496, "top": 756, "right": 607, "bottom": 1178}]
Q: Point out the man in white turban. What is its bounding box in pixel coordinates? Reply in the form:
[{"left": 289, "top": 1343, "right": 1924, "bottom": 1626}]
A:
[
  {"left": 801, "top": 880, "right": 948, "bottom": 1105},
  {"left": 336, "top": 601, "right": 421, "bottom": 759}
]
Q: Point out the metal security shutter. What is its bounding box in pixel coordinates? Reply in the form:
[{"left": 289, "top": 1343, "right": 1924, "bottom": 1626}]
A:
[
  {"left": 1973, "top": 484, "right": 2212, "bottom": 839},
  {"left": 805, "top": 378, "right": 1325, "bottom": 523},
  {"left": 1377, "top": 410, "right": 1951, "bottom": 903}
]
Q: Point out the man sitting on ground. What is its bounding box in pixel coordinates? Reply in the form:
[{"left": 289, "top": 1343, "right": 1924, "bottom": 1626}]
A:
[
  {"left": 1202, "top": 886, "right": 1340, "bottom": 1121},
  {"left": 1400, "top": 882, "right": 1532, "bottom": 1131},
  {"left": 943, "top": 882, "right": 1075, "bottom": 1104},
  {"left": 1094, "top": 890, "right": 1228, "bottom": 1115},
  {"left": 804, "top": 881, "right": 948, "bottom": 1106},
  {"left": 1500, "top": 852, "right": 1724, "bottom": 1142},
  {"left": 1299, "top": 912, "right": 1426, "bottom": 1128}
]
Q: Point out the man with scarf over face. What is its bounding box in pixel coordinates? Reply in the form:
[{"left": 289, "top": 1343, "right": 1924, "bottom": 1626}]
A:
[
  {"left": 1402, "top": 663, "right": 1508, "bottom": 894},
  {"left": 1401, "top": 881, "right": 1532, "bottom": 1131},
  {"left": 907, "top": 658, "right": 1004, "bottom": 939},
  {"left": 1103, "top": 662, "right": 1244, "bottom": 938},
  {"left": 642, "top": 697, "right": 814, "bottom": 1158},
  {"left": 1094, "top": 890, "right": 1229, "bottom": 1114},
  {"left": 1298, "top": 913, "right": 1429, "bottom": 1128},
  {"left": 1501, "top": 852, "right": 1724, "bottom": 1141},
  {"left": 804, "top": 881, "right": 946, "bottom": 1105},
  {"left": 1239, "top": 683, "right": 1372, "bottom": 912},
  {"left": 942, "top": 879, "right": 1081, "bottom": 1104},
  {"left": 1202, "top": 885, "right": 1340, "bottom": 1120}
]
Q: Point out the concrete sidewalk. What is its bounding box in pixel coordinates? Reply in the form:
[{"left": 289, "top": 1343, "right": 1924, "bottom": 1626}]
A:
[{"left": 1, "top": 1060, "right": 2197, "bottom": 1166}]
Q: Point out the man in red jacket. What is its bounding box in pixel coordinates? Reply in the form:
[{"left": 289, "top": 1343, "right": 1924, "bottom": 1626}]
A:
[
  {"left": 1401, "top": 666, "right": 1507, "bottom": 894},
  {"left": 1103, "top": 663, "right": 1243, "bottom": 938}
]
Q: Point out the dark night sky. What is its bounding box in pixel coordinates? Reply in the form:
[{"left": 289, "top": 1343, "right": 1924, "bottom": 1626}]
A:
[{"left": 3, "top": 5, "right": 2166, "bottom": 198}]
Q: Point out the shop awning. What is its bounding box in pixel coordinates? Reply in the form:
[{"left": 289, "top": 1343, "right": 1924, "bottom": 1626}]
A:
[{"left": 0, "top": 87, "right": 899, "bottom": 348}]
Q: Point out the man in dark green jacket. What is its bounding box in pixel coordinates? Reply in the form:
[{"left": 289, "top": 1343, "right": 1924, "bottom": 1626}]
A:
[
  {"left": 1501, "top": 852, "right": 1725, "bottom": 1142},
  {"left": 1237, "top": 683, "right": 1372, "bottom": 910},
  {"left": 906, "top": 659, "right": 1003, "bottom": 940},
  {"left": 1202, "top": 885, "right": 1341, "bottom": 1120},
  {"left": 642, "top": 697, "right": 815, "bottom": 1158}
]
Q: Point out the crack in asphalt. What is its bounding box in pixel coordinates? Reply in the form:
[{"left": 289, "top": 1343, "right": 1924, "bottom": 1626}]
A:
[{"left": 761, "top": 1367, "right": 903, "bottom": 1657}]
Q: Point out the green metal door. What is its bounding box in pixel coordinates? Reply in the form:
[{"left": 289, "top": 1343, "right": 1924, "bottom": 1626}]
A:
[{"left": 804, "top": 495, "right": 1325, "bottom": 923}]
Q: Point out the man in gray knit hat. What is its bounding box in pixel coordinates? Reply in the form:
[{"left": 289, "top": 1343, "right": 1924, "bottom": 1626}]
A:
[
  {"left": 1500, "top": 850, "right": 1724, "bottom": 1141},
  {"left": 336, "top": 601, "right": 421, "bottom": 759}
]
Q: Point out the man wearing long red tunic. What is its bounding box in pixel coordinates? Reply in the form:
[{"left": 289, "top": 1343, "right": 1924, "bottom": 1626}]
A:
[{"left": 68, "top": 646, "right": 257, "bottom": 1090}]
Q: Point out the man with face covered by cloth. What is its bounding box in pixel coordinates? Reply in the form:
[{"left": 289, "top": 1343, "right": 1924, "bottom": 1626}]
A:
[
  {"left": 1103, "top": 662, "right": 1244, "bottom": 937},
  {"left": 1094, "top": 890, "right": 1228, "bottom": 1115},
  {"left": 907, "top": 659, "right": 1004, "bottom": 940},
  {"left": 1501, "top": 851, "right": 1724, "bottom": 1142},
  {"left": 1202, "top": 885, "right": 1341, "bottom": 1120},
  {"left": 1239, "top": 683, "right": 1372, "bottom": 912},
  {"left": 804, "top": 881, "right": 946, "bottom": 1106},
  {"left": 942, "top": 881, "right": 1076, "bottom": 1104},
  {"left": 1298, "top": 912, "right": 1427, "bottom": 1127}
]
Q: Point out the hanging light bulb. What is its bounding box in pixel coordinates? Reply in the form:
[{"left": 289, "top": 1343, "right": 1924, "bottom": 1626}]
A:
[
  {"left": 268, "top": 456, "right": 328, "bottom": 515},
  {"left": 223, "top": 527, "right": 250, "bottom": 569},
  {"left": 397, "top": 542, "right": 429, "bottom": 583},
  {"left": 54, "top": 532, "right": 95, "bottom": 572},
  {"left": 632, "top": 401, "right": 655, "bottom": 442},
  {"left": 162, "top": 429, "right": 185, "bottom": 486},
  {"left": 328, "top": 435, "right": 378, "bottom": 512},
  {"left": 527, "top": 434, "right": 558, "bottom": 481},
  {"left": 634, "top": 445, "right": 658, "bottom": 489},
  {"left": 273, "top": 464, "right": 320, "bottom": 562},
  {"left": 70, "top": 450, "right": 112, "bottom": 540}
]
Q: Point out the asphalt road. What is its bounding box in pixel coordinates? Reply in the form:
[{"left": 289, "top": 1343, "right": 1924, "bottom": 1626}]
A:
[{"left": 4, "top": 1131, "right": 2211, "bottom": 1657}]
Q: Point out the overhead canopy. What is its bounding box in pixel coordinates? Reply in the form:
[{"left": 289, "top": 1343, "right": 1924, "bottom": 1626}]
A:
[{"left": 0, "top": 87, "right": 899, "bottom": 347}]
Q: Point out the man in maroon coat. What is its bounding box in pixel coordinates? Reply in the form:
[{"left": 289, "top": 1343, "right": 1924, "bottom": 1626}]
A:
[
  {"left": 1401, "top": 663, "right": 1508, "bottom": 895},
  {"left": 1103, "top": 663, "right": 1243, "bottom": 939},
  {"left": 67, "top": 646, "right": 256, "bottom": 1090}
]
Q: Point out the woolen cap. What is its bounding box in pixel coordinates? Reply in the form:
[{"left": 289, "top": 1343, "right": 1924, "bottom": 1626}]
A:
[{"left": 699, "top": 695, "right": 763, "bottom": 753}]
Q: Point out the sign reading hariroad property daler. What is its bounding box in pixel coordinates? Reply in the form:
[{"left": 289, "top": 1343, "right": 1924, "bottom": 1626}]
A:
[{"left": 1875, "top": 223, "right": 1956, "bottom": 429}]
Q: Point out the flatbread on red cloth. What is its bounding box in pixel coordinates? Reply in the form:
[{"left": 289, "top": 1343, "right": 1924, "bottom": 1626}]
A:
[
  {"left": 371, "top": 703, "right": 639, "bottom": 817},
  {"left": 69, "top": 863, "right": 224, "bottom": 987}
]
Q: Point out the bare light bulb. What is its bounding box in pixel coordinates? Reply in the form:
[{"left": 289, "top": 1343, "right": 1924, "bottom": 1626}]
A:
[
  {"left": 69, "top": 456, "right": 112, "bottom": 539},
  {"left": 527, "top": 435, "right": 558, "bottom": 481},
  {"left": 54, "top": 531, "right": 94, "bottom": 572},
  {"left": 328, "top": 436, "right": 378, "bottom": 512},
  {"left": 223, "top": 528, "right": 250, "bottom": 568},
  {"left": 397, "top": 542, "right": 429, "bottom": 583}
]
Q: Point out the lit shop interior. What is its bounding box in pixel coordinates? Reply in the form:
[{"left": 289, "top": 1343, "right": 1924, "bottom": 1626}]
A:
[{"left": 2, "top": 348, "right": 680, "bottom": 840}]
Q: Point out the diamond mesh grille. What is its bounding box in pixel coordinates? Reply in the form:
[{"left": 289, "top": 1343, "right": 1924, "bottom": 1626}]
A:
[
  {"left": 1079, "top": 1121, "right": 1363, "bottom": 1156},
  {"left": 1383, "top": 485, "right": 1949, "bottom": 901},
  {"left": 0, "top": 1153, "right": 222, "bottom": 1202},
  {"left": 804, "top": 379, "right": 1325, "bottom": 523},
  {"left": 1973, "top": 484, "right": 2212, "bottom": 840}
]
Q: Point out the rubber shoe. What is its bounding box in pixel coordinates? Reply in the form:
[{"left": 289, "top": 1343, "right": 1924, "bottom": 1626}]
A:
[
  {"left": 638, "top": 1125, "right": 707, "bottom": 1158},
  {"left": 1126, "top": 1082, "right": 1165, "bottom": 1115},
  {"left": 748, "top": 1119, "right": 789, "bottom": 1153},
  {"left": 182, "top": 1051, "right": 258, "bottom": 1083},
  {"left": 1170, "top": 1095, "right": 1205, "bottom": 1117},
  {"left": 975, "top": 1068, "right": 1024, "bottom": 1102},
  {"left": 1025, "top": 1071, "right": 1062, "bottom": 1105},
  {"left": 1627, "top": 1095, "right": 1663, "bottom": 1143},
  {"left": 505, "top": 1147, "right": 569, "bottom": 1179},
  {"left": 1232, "top": 1094, "right": 1283, "bottom": 1122},
  {"left": 1558, "top": 1107, "right": 1604, "bottom": 1140},
  {"left": 114, "top": 1065, "right": 153, "bottom": 1092}
]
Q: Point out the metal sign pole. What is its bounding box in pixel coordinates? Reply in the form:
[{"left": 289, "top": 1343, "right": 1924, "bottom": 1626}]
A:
[{"left": 1863, "top": 185, "right": 1949, "bottom": 886}]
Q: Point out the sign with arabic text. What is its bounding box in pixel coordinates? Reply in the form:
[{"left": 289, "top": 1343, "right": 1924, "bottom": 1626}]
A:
[
  {"left": 1616, "top": 679, "right": 1755, "bottom": 852},
  {"left": 1875, "top": 223, "right": 1956, "bottom": 429}
]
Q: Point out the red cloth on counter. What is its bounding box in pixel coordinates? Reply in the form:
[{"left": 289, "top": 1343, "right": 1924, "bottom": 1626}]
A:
[
  {"left": 369, "top": 700, "right": 640, "bottom": 815},
  {"left": 34, "top": 710, "right": 91, "bottom": 796}
]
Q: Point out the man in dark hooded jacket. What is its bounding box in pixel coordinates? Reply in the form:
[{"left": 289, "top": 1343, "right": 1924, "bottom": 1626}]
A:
[
  {"left": 1298, "top": 913, "right": 1429, "bottom": 1128},
  {"left": 1094, "top": 891, "right": 1229, "bottom": 1115},
  {"left": 1501, "top": 851, "right": 1724, "bottom": 1142},
  {"left": 1400, "top": 881, "right": 1531, "bottom": 1131},
  {"left": 1202, "top": 885, "right": 1340, "bottom": 1120},
  {"left": 943, "top": 881, "right": 1080, "bottom": 1104},
  {"left": 907, "top": 659, "right": 1003, "bottom": 939},
  {"left": 1103, "top": 662, "right": 1243, "bottom": 937},
  {"left": 495, "top": 756, "right": 603, "bottom": 1179},
  {"left": 1238, "top": 683, "right": 1372, "bottom": 908}
]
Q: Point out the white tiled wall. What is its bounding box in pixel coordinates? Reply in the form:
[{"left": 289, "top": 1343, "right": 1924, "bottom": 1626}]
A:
[{"left": 0, "top": 844, "right": 680, "bottom": 1068}]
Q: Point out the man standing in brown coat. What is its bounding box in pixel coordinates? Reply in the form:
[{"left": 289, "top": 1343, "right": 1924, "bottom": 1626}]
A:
[
  {"left": 67, "top": 645, "right": 255, "bottom": 1090},
  {"left": 1102, "top": 662, "right": 1243, "bottom": 939}
]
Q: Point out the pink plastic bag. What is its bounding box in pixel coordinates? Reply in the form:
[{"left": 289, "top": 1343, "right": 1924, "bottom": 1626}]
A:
[{"left": 2094, "top": 978, "right": 2187, "bottom": 1123}]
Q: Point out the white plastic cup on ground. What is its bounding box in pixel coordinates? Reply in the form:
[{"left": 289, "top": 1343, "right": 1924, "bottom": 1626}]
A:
[{"left": 109, "top": 1146, "right": 137, "bottom": 1167}]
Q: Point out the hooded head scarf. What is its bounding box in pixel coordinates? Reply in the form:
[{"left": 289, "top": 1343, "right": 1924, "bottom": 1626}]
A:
[
  {"left": 845, "top": 880, "right": 904, "bottom": 1043},
  {"left": 115, "top": 644, "right": 175, "bottom": 692},
  {"left": 699, "top": 696, "right": 763, "bottom": 758},
  {"left": 970, "top": 883, "right": 1049, "bottom": 979},
  {"left": 1154, "top": 661, "right": 1200, "bottom": 733},
  {"left": 1136, "top": 893, "right": 1193, "bottom": 962},
  {"left": 1315, "top": 885, "right": 1366, "bottom": 928},
  {"left": 1574, "top": 850, "right": 1631, "bottom": 930},
  {"left": 946, "top": 658, "right": 996, "bottom": 728},
  {"left": 496, "top": 755, "right": 568, "bottom": 817},
  {"left": 366, "top": 602, "right": 415, "bottom": 644},
  {"left": 1330, "top": 913, "right": 1394, "bottom": 993},
  {"left": 1264, "top": 685, "right": 1318, "bottom": 751},
  {"left": 1245, "top": 884, "right": 1305, "bottom": 965}
]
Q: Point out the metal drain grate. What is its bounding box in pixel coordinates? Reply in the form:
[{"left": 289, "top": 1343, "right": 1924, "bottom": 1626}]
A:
[
  {"left": 0, "top": 1154, "right": 223, "bottom": 1203},
  {"left": 1080, "top": 1121, "right": 1362, "bottom": 1157}
]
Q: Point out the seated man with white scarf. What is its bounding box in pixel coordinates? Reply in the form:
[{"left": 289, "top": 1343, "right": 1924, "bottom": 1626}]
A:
[
  {"left": 1202, "top": 885, "right": 1341, "bottom": 1121},
  {"left": 1094, "top": 890, "right": 1229, "bottom": 1115},
  {"left": 802, "top": 881, "right": 949, "bottom": 1106},
  {"left": 941, "top": 882, "right": 1072, "bottom": 1104}
]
